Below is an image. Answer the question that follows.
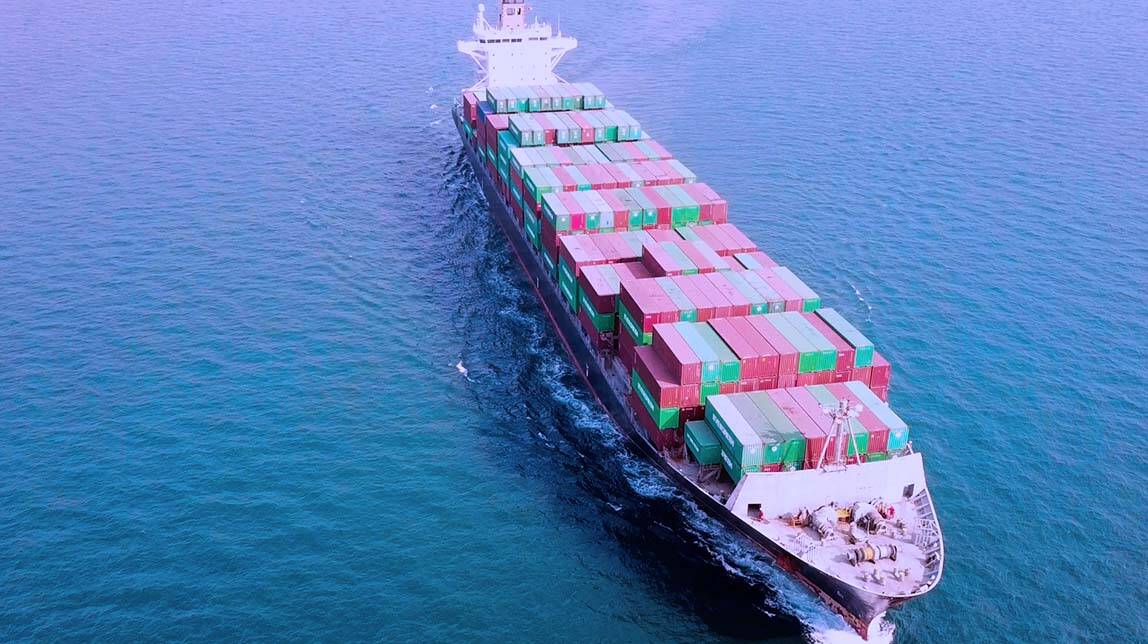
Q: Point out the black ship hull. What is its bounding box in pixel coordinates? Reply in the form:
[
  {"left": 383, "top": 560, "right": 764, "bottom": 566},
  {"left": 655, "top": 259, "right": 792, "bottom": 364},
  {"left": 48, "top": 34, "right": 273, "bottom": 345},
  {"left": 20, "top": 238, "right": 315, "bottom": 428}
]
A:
[{"left": 453, "top": 108, "right": 899, "bottom": 638}]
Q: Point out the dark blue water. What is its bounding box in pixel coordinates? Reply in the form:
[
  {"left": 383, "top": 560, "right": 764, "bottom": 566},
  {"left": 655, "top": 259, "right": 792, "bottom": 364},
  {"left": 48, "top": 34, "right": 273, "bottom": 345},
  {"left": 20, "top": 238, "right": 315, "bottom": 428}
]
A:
[{"left": 3, "top": 0, "right": 1146, "bottom": 641}]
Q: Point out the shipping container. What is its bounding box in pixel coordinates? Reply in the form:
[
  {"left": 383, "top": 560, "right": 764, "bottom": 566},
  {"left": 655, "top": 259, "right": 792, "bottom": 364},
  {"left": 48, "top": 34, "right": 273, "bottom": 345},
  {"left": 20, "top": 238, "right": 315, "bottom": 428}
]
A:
[
  {"left": 684, "top": 420, "right": 722, "bottom": 465},
  {"left": 706, "top": 394, "right": 765, "bottom": 472}
]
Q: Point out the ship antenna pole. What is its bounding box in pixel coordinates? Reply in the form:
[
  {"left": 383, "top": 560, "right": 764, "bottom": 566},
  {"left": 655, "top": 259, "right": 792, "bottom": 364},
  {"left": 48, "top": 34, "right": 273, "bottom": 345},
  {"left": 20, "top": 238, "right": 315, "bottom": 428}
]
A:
[{"left": 819, "top": 399, "right": 863, "bottom": 469}]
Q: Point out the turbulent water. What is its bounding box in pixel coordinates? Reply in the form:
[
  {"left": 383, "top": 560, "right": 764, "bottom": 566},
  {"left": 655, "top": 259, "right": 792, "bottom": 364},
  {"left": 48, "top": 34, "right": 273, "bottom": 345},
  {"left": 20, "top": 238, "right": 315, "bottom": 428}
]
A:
[{"left": 2, "top": 0, "right": 1146, "bottom": 641}]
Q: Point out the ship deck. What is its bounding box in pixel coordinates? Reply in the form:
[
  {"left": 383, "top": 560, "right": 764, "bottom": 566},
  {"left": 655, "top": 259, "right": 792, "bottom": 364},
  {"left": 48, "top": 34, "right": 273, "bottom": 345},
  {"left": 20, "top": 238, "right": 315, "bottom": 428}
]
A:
[{"left": 666, "top": 455, "right": 943, "bottom": 598}]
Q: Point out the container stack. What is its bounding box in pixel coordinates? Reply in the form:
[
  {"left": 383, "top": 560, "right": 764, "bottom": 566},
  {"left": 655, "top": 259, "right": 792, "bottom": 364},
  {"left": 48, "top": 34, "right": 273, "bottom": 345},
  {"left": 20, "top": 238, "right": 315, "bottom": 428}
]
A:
[
  {"left": 692, "top": 385, "right": 910, "bottom": 481},
  {"left": 463, "top": 81, "right": 905, "bottom": 478},
  {"left": 616, "top": 270, "right": 823, "bottom": 364},
  {"left": 625, "top": 310, "right": 893, "bottom": 446}
]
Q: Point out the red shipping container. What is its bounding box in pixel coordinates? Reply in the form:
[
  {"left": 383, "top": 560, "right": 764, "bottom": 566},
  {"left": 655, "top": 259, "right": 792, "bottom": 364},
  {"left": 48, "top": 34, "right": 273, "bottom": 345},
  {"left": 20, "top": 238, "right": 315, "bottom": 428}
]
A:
[
  {"left": 680, "top": 183, "right": 729, "bottom": 223},
  {"left": 656, "top": 160, "right": 685, "bottom": 184},
  {"left": 463, "top": 92, "right": 479, "bottom": 125},
  {"left": 872, "top": 386, "right": 889, "bottom": 401},
  {"left": 755, "top": 268, "right": 803, "bottom": 312},
  {"left": 630, "top": 161, "right": 655, "bottom": 186},
  {"left": 674, "top": 275, "right": 715, "bottom": 321},
  {"left": 796, "top": 373, "right": 818, "bottom": 387},
  {"left": 603, "top": 164, "right": 634, "bottom": 190},
  {"left": 793, "top": 387, "right": 863, "bottom": 464},
  {"left": 719, "top": 383, "right": 738, "bottom": 395},
  {"left": 600, "top": 233, "right": 639, "bottom": 262},
  {"left": 599, "top": 191, "right": 630, "bottom": 230},
  {"left": 618, "top": 141, "right": 643, "bottom": 161},
  {"left": 594, "top": 164, "right": 620, "bottom": 190},
  {"left": 618, "top": 325, "right": 638, "bottom": 370},
  {"left": 640, "top": 187, "right": 674, "bottom": 227},
  {"left": 614, "top": 261, "right": 652, "bottom": 284},
  {"left": 578, "top": 164, "right": 606, "bottom": 190},
  {"left": 642, "top": 241, "right": 680, "bottom": 277},
  {"left": 559, "top": 235, "right": 605, "bottom": 278},
  {"left": 709, "top": 318, "right": 760, "bottom": 379},
  {"left": 639, "top": 139, "right": 670, "bottom": 159},
  {"left": 653, "top": 323, "right": 702, "bottom": 384},
  {"left": 630, "top": 392, "right": 675, "bottom": 451},
  {"left": 557, "top": 192, "right": 587, "bottom": 232},
  {"left": 751, "top": 317, "right": 800, "bottom": 376},
  {"left": 767, "top": 389, "right": 828, "bottom": 470},
  {"left": 729, "top": 317, "right": 780, "bottom": 379},
  {"left": 619, "top": 279, "right": 676, "bottom": 335},
  {"left": 567, "top": 112, "right": 596, "bottom": 144},
  {"left": 634, "top": 346, "right": 683, "bottom": 408},
  {"left": 689, "top": 225, "right": 725, "bottom": 256},
  {"left": 714, "top": 224, "right": 759, "bottom": 255},
  {"left": 870, "top": 352, "right": 892, "bottom": 389},
  {"left": 579, "top": 306, "right": 612, "bottom": 351},
  {"left": 737, "top": 250, "right": 780, "bottom": 270},
  {"left": 824, "top": 383, "right": 891, "bottom": 454},
  {"left": 699, "top": 224, "right": 734, "bottom": 254},
  {"left": 853, "top": 365, "right": 873, "bottom": 386},
  {"left": 579, "top": 265, "right": 618, "bottom": 314},
  {"left": 646, "top": 228, "right": 680, "bottom": 243},
  {"left": 676, "top": 241, "right": 716, "bottom": 273},
  {"left": 680, "top": 405, "right": 705, "bottom": 424},
  {"left": 804, "top": 313, "right": 856, "bottom": 372},
  {"left": 705, "top": 272, "right": 752, "bottom": 317},
  {"left": 689, "top": 274, "right": 732, "bottom": 320},
  {"left": 550, "top": 165, "right": 578, "bottom": 192}
]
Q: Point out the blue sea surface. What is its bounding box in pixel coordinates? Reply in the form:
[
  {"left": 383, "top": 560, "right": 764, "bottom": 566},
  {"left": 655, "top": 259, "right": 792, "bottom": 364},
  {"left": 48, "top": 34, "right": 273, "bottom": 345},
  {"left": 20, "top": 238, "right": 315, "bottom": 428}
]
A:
[{"left": 2, "top": 0, "right": 1146, "bottom": 641}]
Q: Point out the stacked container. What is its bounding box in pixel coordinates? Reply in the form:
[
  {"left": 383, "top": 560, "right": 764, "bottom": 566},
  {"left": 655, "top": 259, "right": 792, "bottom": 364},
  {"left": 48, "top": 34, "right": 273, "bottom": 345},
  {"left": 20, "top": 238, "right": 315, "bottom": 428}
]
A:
[{"left": 460, "top": 79, "right": 909, "bottom": 465}]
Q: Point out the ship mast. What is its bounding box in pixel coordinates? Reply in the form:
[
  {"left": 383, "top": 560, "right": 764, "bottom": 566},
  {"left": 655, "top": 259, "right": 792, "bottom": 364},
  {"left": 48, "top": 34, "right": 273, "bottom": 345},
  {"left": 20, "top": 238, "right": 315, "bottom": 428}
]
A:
[
  {"left": 457, "top": 1, "right": 578, "bottom": 90},
  {"left": 816, "top": 399, "right": 865, "bottom": 470}
]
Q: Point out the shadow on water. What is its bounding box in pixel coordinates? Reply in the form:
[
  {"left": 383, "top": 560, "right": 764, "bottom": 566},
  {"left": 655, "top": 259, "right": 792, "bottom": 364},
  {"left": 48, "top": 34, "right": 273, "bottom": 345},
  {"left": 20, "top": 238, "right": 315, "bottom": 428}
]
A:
[{"left": 436, "top": 146, "right": 814, "bottom": 642}]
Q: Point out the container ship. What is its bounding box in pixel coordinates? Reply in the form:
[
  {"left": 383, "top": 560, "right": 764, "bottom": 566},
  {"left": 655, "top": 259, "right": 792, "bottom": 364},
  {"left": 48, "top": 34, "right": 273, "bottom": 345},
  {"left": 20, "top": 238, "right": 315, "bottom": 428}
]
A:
[{"left": 452, "top": 1, "right": 944, "bottom": 637}]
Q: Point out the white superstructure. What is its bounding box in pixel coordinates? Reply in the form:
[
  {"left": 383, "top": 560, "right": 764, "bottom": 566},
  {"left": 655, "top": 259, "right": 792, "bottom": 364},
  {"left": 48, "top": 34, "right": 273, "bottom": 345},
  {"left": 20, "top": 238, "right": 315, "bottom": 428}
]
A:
[{"left": 457, "top": 0, "right": 577, "bottom": 90}]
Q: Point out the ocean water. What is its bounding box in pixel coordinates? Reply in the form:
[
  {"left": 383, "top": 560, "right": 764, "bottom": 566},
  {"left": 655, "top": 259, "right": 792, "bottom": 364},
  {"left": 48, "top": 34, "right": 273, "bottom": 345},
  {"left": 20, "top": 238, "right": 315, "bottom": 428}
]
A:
[{"left": 2, "top": 0, "right": 1146, "bottom": 641}]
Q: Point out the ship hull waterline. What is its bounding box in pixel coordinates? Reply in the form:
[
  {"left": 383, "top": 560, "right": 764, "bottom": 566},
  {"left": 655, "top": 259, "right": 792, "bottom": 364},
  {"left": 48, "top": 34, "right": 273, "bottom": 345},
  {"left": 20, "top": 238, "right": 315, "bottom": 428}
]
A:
[{"left": 453, "top": 108, "right": 901, "bottom": 638}]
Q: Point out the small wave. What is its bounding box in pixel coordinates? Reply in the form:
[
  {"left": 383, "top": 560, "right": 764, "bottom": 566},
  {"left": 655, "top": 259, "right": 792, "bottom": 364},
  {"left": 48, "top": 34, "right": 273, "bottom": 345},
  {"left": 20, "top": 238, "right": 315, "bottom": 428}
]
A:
[
  {"left": 455, "top": 359, "right": 476, "bottom": 382},
  {"left": 848, "top": 281, "right": 875, "bottom": 321},
  {"left": 808, "top": 617, "right": 895, "bottom": 644}
]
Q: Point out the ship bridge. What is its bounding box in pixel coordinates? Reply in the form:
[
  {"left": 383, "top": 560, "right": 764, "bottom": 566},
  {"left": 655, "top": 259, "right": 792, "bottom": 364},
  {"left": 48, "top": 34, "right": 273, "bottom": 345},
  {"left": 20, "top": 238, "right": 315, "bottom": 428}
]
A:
[{"left": 457, "top": 0, "right": 577, "bottom": 89}]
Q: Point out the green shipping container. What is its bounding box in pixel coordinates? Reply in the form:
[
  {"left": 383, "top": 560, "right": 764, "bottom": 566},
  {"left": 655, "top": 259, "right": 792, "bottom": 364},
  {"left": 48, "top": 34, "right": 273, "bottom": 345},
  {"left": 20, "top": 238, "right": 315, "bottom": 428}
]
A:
[
  {"left": 619, "top": 301, "right": 651, "bottom": 345},
  {"left": 685, "top": 421, "right": 722, "bottom": 466},
  {"left": 674, "top": 323, "right": 721, "bottom": 383},
  {"left": 724, "top": 271, "right": 771, "bottom": 315},
  {"left": 662, "top": 242, "right": 698, "bottom": 275},
  {"left": 767, "top": 314, "right": 821, "bottom": 374},
  {"left": 706, "top": 395, "right": 765, "bottom": 470},
  {"left": 773, "top": 267, "right": 822, "bottom": 312},
  {"left": 845, "top": 382, "right": 910, "bottom": 452},
  {"left": 542, "top": 251, "right": 557, "bottom": 280},
  {"left": 632, "top": 369, "right": 679, "bottom": 429},
  {"left": 654, "top": 277, "right": 698, "bottom": 322},
  {"left": 579, "top": 289, "right": 615, "bottom": 332},
  {"left": 745, "top": 391, "right": 807, "bottom": 469},
  {"left": 696, "top": 323, "right": 741, "bottom": 383},
  {"left": 700, "top": 381, "right": 721, "bottom": 405},
  {"left": 720, "top": 448, "right": 754, "bottom": 483},
  {"left": 816, "top": 308, "right": 875, "bottom": 367},
  {"left": 782, "top": 312, "right": 838, "bottom": 372},
  {"left": 558, "top": 259, "right": 578, "bottom": 312}
]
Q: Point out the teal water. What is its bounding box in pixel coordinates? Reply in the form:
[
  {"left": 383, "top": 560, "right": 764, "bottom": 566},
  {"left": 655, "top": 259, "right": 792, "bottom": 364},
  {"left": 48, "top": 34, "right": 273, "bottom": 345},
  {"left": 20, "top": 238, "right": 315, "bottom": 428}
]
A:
[{"left": 2, "top": 0, "right": 1146, "bottom": 641}]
